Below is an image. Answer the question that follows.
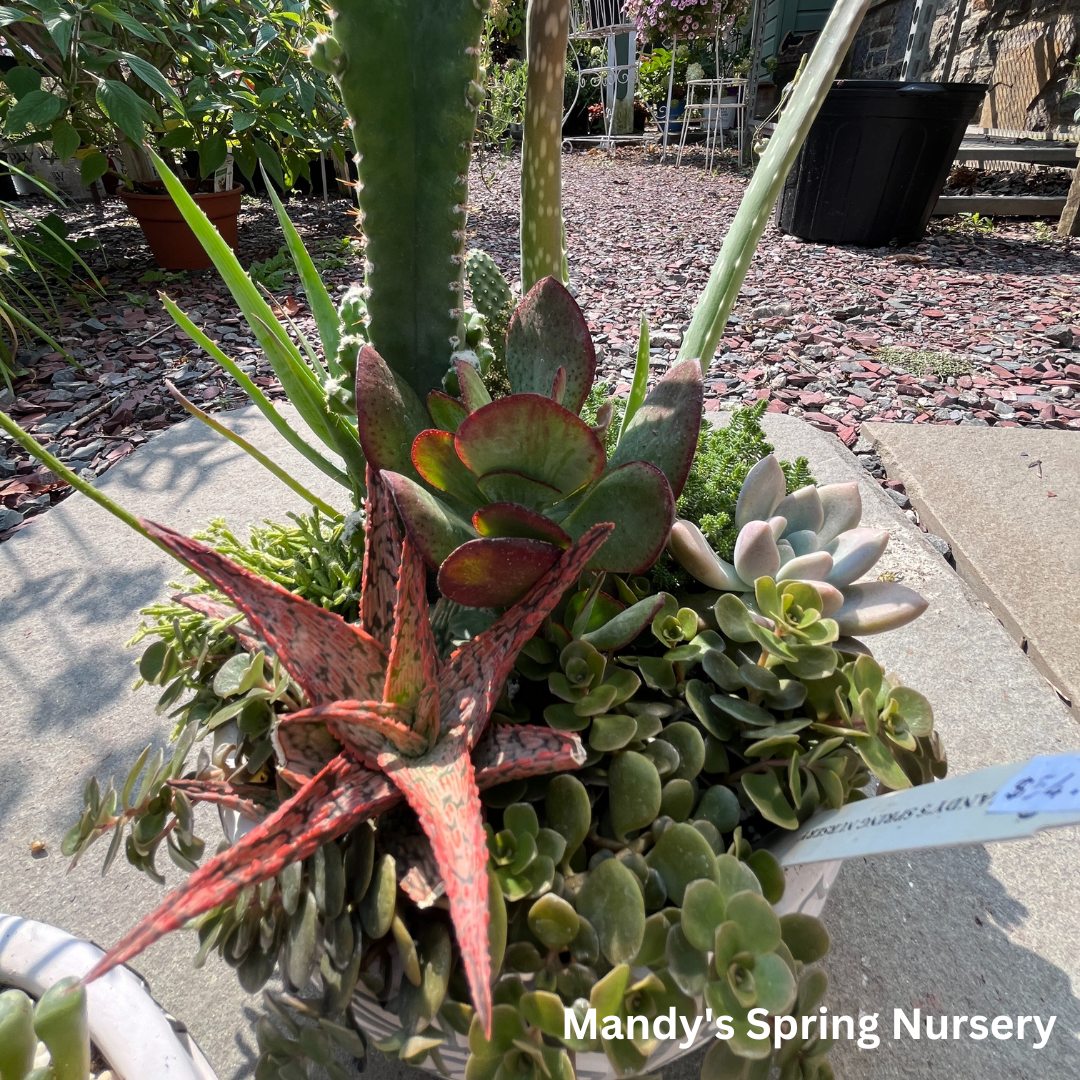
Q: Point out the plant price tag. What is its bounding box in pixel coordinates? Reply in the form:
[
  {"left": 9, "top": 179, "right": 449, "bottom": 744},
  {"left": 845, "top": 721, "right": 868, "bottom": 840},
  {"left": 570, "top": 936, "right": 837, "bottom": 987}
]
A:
[{"left": 986, "top": 754, "right": 1080, "bottom": 815}]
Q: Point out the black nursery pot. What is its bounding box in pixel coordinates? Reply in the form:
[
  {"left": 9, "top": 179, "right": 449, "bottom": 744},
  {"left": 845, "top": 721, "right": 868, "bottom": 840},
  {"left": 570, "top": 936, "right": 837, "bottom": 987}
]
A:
[{"left": 776, "top": 80, "right": 988, "bottom": 247}]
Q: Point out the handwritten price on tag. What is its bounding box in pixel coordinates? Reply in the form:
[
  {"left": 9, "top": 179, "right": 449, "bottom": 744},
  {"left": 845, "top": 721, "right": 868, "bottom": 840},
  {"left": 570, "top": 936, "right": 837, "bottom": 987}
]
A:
[{"left": 987, "top": 755, "right": 1080, "bottom": 816}]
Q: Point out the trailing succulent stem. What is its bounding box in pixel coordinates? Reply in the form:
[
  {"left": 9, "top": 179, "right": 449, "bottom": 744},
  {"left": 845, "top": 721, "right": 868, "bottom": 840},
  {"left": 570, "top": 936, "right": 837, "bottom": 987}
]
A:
[
  {"left": 316, "top": 0, "right": 489, "bottom": 400},
  {"left": 520, "top": 0, "right": 570, "bottom": 291}
]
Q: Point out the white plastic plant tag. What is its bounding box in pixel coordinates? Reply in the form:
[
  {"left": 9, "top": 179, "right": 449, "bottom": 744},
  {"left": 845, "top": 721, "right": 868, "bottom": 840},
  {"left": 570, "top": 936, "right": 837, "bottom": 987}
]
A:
[
  {"left": 986, "top": 754, "right": 1080, "bottom": 815},
  {"left": 768, "top": 757, "right": 1080, "bottom": 867},
  {"left": 213, "top": 153, "right": 234, "bottom": 192}
]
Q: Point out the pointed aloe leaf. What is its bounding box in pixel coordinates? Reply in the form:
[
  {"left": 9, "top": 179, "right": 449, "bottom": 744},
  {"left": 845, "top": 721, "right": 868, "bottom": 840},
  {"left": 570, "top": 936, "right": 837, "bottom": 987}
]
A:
[
  {"left": 139, "top": 519, "right": 386, "bottom": 703},
  {"left": 381, "top": 731, "right": 493, "bottom": 1036},
  {"left": 383, "top": 538, "right": 442, "bottom": 745},
  {"left": 412, "top": 429, "right": 485, "bottom": 506},
  {"left": 355, "top": 344, "right": 430, "bottom": 480},
  {"left": 161, "top": 295, "right": 350, "bottom": 488},
  {"left": 505, "top": 277, "right": 595, "bottom": 415},
  {"left": 560, "top": 461, "right": 674, "bottom": 573},
  {"left": 456, "top": 358, "right": 492, "bottom": 412},
  {"left": 428, "top": 390, "right": 469, "bottom": 432},
  {"left": 440, "top": 523, "right": 614, "bottom": 745},
  {"left": 580, "top": 594, "right": 667, "bottom": 651},
  {"left": 455, "top": 395, "right": 604, "bottom": 496},
  {"left": 678, "top": 0, "right": 878, "bottom": 370},
  {"left": 473, "top": 503, "right": 571, "bottom": 546},
  {"left": 261, "top": 163, "right": 342, "bottom": 361},
  {"left": 85, "top": 756, "right": 401, "bottom": 986},
  {"left": 438, "top": 537, "right": 563, "bottom": 608},
  {"left": 382, "top": 470, "right": 478, "bottom": 567},
  {"left": 361, "top": 466, "right": 402, "bottom": 652},
  {"left": 147, "top": 148, "right": 337, "bottom": 453},
  {"left": 471, "top": 725, "right": 587, "bottom": 788},
  {"left": 618, "top": 310, "right": 651, "bottom": 444},
  {"left": 607, "top": 360, "right": 703, "bottom": 499}
]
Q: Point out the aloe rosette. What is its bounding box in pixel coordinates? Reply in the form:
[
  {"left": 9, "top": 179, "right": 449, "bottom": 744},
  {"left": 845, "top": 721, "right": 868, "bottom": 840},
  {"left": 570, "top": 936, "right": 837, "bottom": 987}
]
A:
[
  {"left": 357, "top": 275, "right": 704, "bottom": 609},
  {"left": 668, "top": 452, "right": 929, "bottom": 638}
]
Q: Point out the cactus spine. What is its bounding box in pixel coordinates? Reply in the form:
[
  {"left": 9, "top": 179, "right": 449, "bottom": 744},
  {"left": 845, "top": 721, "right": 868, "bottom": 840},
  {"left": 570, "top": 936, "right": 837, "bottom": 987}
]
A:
[
  {"left": 520, "top": 0, "right": 570, "bottom": 291},
  {"left": 317, "top": 0, "right": 488, "bottom": 400}
]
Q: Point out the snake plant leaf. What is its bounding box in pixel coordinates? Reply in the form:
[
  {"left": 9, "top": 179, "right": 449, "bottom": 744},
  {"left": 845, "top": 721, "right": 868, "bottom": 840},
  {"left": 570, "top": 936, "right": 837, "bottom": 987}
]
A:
[
  {"left": 607, "top": 359, "right": 703, "bottom": 499},
  {"left": 833, "top": 581, "right": 929, "bottom": 636},
  {"left": 380, "top": 471, "right": 477, "bottom": 568},
  {"left": 816, "top": 481, "right": 862, "bottom": 545},
  {"left": 455, "top": 395, "right": 605, "bottom": 496},
  {"left": 559, "top": 461, "right": 675, "bottom": 573},
  {"left": 741, "top": 770, "right": 799, "bottom": 829},
  {"left": 475, "top": 470, "right": 564, "bottom": 510},
  {"left": 456, "top": 357, "right": 492, "bottom": 412},
  {"left": 668, "top": 518, "right": 748, "bottom": 590},
  {"left": 437, "top": 537, "right": 563, "bottom": 608},
  {"left": 735, "top": 454, "right": 786, "bottom": 530},
  {"left": 580, "top": 594, "right": 667, "bottom": 651},
  {"left": 575, "top": 858, "right": 646, "bottom": 965},
  {"left": 428, "top": 390, "right": 469, "bottom": 433},
  {"left": 473, "top": 502, "right": 571, "bottom": 547},
  {"left": 646, "top": 822, "right": 720, "bottom": 904},
  {"left": 355, "top": 345, "right": 430, "bottom": 480},
  {"left": 773, "top": 484, "right": 824, "bottom": 535},
  {"left": 412, "top": 429, "right": 486, "bottom": 507},
  {"left": 505, "top": 276, "right": 596, "bottom": 414},
  {"left": 825, "top": 527, "right": 890, "bottom": 587}
]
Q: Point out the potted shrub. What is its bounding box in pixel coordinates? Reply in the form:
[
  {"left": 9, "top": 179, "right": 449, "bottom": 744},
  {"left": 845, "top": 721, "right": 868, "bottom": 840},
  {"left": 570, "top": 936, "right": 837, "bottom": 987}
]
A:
[
  {"left": 0, "top": 0, "right": 348, "bottom": 267},
  {"left": 0, "top": 0, "right": 927, "bottom": 1077}
]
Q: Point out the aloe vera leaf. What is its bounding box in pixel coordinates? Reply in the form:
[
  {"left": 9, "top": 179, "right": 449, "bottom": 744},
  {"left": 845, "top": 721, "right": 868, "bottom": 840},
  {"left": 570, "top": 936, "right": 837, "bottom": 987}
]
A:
[
  {"left": 165, "top": 382, "right": 342, "bottom": 518},
  {"left": 678, "top": 0, "right": 876, "bottom": 370},
  {"left": 331, "top": 0, "right": 486, "bottom": 399},
  {"left": 261, "top": 163, "right": 342, "bottom": 361},
  {"left": 520, "top": 0, "right": 570, "bottom": 291}
]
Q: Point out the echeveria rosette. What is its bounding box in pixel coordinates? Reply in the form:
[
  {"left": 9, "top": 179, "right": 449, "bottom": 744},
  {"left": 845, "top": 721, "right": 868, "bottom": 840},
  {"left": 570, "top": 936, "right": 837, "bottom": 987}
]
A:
[
  {"left": 358, "top": 276, "right": 705, "bottom": 608},
  {"left": 668, "top": 453, "right": 929, "bottom": 640}
]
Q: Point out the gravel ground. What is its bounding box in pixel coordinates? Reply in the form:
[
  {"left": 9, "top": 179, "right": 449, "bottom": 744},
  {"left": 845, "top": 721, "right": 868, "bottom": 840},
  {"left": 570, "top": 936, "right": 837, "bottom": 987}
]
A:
[{"left": 1, "top": 146, "right": 1078, "bottom": 541}]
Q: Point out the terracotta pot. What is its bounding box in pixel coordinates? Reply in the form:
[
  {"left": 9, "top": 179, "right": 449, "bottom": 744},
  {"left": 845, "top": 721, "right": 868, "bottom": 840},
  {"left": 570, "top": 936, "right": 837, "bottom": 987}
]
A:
[{"left": 118, "top": 183, "right": 244, "bottom": 270}]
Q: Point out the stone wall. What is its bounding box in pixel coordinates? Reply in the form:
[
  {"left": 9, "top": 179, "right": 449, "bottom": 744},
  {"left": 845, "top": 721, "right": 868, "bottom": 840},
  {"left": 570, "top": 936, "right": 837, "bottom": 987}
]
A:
[
  {"left": 848, "top": 0, "right": 917, "bottom": 78},
  {"left": 928, "top": 0, "right": 1080, "bottom": 132}
]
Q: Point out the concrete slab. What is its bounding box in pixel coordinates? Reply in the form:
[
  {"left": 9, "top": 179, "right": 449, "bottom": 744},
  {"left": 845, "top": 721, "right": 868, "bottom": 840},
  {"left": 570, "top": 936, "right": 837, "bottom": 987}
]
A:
[
  {"left": 2, "top": 408, "right": 1078, "bottom": 1080},
  {"left": 863, "top": 423, "right": 1080, "bottom": 712}
]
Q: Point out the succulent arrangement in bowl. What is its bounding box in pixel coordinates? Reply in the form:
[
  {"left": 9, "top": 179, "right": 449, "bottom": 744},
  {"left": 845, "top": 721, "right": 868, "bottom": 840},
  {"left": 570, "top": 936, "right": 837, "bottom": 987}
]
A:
[{"left": 0, "top": 0, "right": 925, "bottom": 1078}]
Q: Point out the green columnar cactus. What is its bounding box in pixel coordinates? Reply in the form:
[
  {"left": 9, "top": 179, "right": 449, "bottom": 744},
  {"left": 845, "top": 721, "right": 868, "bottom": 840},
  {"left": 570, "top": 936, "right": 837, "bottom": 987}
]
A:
[
  {"left": 521, "top": 0, "right": 570, "bottom": 291},
  {"left": 312, "top": 0, "right": 488, "bottom": 401}
]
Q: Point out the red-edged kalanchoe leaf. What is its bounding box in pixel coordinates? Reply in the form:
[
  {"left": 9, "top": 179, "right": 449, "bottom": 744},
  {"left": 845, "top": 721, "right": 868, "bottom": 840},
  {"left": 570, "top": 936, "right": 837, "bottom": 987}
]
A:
[
  {"left": 607, "top": 358, "right": 704, "bottom": 499},
  {"left": 412, "top": 428, "right": 486, "bottom": 508},
  {"left": 455, "top": 357, "right": 492, "bottom": 413},
  {"left": 472, "top": 724, "right": 587, "bottom": 785},
  {"left": 454, "top": 395, "right": 605, "bottom": 500},
  {"left": 361, "top": 466, "right": 402, "bottom": 653},
  {"left": 559, "top": 460, "right": 675, "bottom": 573},
  {"left": 167, "top": 779, "right": 277, "bottom": 822},
  {"left": 440, "top": 522, "right": 614, "bottom": 745},
  {"left": 427, "top": 389, "right": 469, "bottom": 433},
  {"left": 472, "top": 502, "right": 571, "bottom": 547},
  {"left": 171, "top": 592, "right": 261, "bottom": 652},
  {"left": 505, "top": 277, "right": 596, "bottom": 415},
  {"left": 355, "top": 344, "right": 430, "bottom": 480},
  {"left": 437, "top": 536, "right": 563, "bottom": 608},
  {"left": 141, "top": 520, "right": 386, "bottom": 704},
  {"left": 475, "top": 469, "right": 563, "bottom": 511},
  {"left": 382, "top": 537, "right": 441, "bottom": 748},
  {"left": 382, "top": 470, "right": 477, "bottom": 567},
  {"left": 550, "top": 365, "right": 567, "bottom": 405},
  {"left": 85, "top": 756, "right": 401, "bottom": 985},
  {"left": 378, "top": 730, "right": 491, "bottom": 1035}
]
